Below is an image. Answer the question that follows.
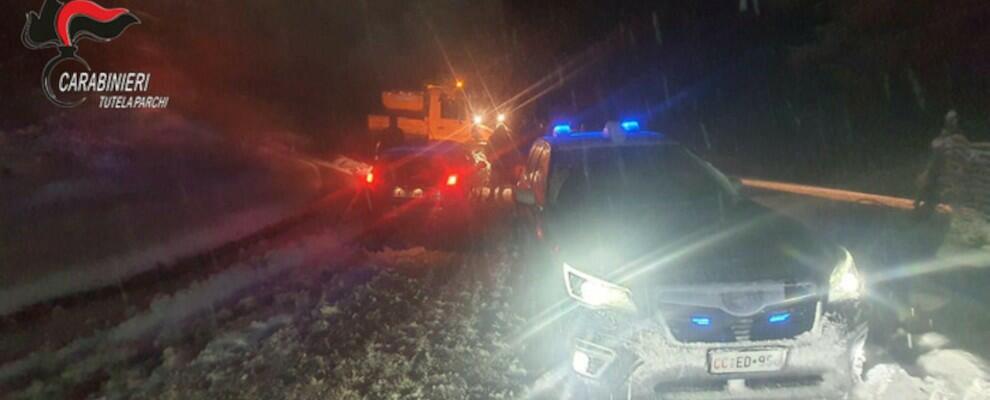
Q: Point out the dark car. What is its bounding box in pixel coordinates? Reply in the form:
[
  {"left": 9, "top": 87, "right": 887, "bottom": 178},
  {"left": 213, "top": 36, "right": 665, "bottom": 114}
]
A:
[
  {"left": 363, "top": 141, "right": 483, "bottom": 243},
  {"left": 512, "top": 122, "right": 868, "bottom": 399}
]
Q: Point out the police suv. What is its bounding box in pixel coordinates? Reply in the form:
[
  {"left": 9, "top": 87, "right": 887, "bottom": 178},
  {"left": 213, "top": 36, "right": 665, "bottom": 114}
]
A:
[{"left": 513, "top": 121, "right": 867, "bottom": 399}]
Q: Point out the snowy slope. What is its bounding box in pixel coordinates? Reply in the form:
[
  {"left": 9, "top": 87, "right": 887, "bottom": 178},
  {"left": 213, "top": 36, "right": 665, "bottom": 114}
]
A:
[{"left": 0, "top": 113, "right": 326, "bottom": 316}]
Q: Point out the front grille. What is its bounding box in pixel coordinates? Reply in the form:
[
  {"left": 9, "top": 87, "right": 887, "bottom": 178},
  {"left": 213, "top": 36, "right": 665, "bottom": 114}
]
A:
[{"left": 658, "top": 297, "right": 818, "bottom": 343}]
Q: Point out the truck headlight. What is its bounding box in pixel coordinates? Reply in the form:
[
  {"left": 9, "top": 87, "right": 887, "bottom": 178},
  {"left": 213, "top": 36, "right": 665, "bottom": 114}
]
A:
[
  {"left": 563, "top": 262, "right": 636, "bottom": 312},
  {"left": 828, "top": 248, "right": 863, "bottom": 302}
]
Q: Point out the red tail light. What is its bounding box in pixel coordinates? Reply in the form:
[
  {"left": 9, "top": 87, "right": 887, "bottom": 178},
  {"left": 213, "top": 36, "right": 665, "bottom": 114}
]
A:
[
  {"left": 365, "top": 169, "right": 375, "bottom": 184},
  {"left": 445, "top": 174, "right": 459, "bottom": 186}
]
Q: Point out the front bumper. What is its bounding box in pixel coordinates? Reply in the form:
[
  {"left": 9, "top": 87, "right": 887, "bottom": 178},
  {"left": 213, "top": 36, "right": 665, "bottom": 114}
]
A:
[{"left": 572, "top": 307, "right": 867, "bottom": 399}]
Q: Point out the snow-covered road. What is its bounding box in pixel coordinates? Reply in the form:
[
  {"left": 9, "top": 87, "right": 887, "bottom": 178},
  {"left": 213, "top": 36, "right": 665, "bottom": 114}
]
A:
[
  {"left": 8, "top": 239, "right": 988, "bottom": 399},
  {"left": 2, "top": 188, "right": 989, "bottom": 399}
]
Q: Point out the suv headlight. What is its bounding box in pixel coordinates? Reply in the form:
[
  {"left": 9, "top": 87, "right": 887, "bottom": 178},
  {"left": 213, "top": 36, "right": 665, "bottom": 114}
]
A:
[
  {"left": 563, "top": 262, "right": 637, "bottom": 312},
  {"left": 828, "top": 248, "right": 863, "bottom": 302}
]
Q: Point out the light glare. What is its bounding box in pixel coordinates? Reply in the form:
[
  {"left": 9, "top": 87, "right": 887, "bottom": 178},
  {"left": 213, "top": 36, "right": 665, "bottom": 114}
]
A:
[
  {"left": 768, "top": 312, "right": 791, "bottom": 324},
  {"left": 552, "top": 124, "right": 571, "bottom": 135},
  {"left": 563, "top": 262, "right": 636, "bottom": 312},
  {"left": 829, "top": 249, "right": 862, "bottom": 302},
  {"left": 572, "top": 351, "right": 590, "bottom": 374},
  {"left": 620, "top": 120, "right": 640, "bottom": 131}
]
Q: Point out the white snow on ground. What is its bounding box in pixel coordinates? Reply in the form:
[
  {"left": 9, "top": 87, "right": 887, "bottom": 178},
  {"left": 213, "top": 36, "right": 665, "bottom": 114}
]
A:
[
  {"left": 855, "top": 363, "right": 955, "bottom": 400},
  {"left": 81, "top": 246, "right": 524, "bottom": 400},
  {"left": 916, "top": 349, "right": 990, "bottom": 398},
  {"left": 0, "top": 203, "right": 300, "bottom": 317},
  {"left": 365, "top": 246, "right": 458, "bottom": 269},
  {"left": 855, "top": 348, "right": 990, "bottom": 400},
  {"left": 855, "top": 332, "right": 990, "bottom": 400},
  {"left": 107, "top": 246, "right": 305, "bottom": 343},
  {"left": 1, "top": 231, "right": 346, "bottom": 397},
  {"left": 190, "top": 314, "right": 294, "bottom": 366}
]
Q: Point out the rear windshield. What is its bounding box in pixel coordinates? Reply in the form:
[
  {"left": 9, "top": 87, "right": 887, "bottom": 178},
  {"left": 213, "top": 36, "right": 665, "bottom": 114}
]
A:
[{"left": 382, "top": 150, "right": 470, "bottom": 184}]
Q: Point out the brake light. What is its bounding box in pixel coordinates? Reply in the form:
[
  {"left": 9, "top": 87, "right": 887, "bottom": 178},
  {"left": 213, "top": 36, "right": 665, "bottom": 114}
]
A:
[
  {"left": 445, "top": 174, "right": 458, "bottom": 186},
  {"left": 365, "top": 170, "right": 374, "bottom": 184}
]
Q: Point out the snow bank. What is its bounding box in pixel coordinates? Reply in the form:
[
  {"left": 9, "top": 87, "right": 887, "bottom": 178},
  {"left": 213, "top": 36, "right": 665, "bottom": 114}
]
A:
[
  {"left": 917, "top": 348, "right": 990, "bottom": 399},
  {"left": 191, "top": 314, "right": 294, "bottom": 366},
  {"left": 1, "top": 231, "right": 343, "bottom": 396},
  {"left": 1, "top": 112, "right": 328, "bottom": 316},
  {"left": 856, "top": 332, "right": 990, "bottom": 400},
  {"left": 0, "top": 203, "right": 299, "bottom": 317},
  {"left": 108, "top": 247, "right": 304, "bottom": 343},
  {"left": 854, "top": 363, "right": 955, "bottom": 400}
]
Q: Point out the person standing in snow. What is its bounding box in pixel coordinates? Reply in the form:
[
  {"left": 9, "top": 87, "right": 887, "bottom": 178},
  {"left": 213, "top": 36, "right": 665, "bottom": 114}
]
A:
[{"left": 914, "top": 110, "right": 969, "bottom": 218}]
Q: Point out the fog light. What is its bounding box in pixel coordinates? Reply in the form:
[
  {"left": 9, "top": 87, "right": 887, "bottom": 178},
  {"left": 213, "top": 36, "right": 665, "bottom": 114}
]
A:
[
  {"left": 579, "top": 280, "right": 614, "bottom": 307},
  {"left": 572, "top": 350, "right": 591, "bottom": 375},
  {"left": 572, "top": 340, "right": 617, "bottom": 378}
]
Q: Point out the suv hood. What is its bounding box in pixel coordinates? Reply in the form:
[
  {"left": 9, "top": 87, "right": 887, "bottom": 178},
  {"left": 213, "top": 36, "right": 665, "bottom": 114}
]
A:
[{"left": 549, "top": 199, "right": 838, "bottom": 288}]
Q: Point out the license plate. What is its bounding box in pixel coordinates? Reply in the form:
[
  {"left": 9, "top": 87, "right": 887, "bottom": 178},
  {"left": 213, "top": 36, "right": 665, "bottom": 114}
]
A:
[{"left": 708, "top": 348, "right": 787, "bottom": 374}]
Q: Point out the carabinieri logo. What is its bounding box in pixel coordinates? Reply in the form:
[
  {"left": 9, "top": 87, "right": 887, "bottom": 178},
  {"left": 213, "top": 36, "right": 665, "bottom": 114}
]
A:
[{"left": 22, "top": 0, "right": 156, "bottom": 108}]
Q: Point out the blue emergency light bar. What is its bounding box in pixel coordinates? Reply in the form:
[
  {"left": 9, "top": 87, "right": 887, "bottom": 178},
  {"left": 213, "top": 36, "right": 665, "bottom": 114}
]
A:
[
  {"left": 768, "top": 312, "right": 791, "bottom": 324},
  {"left": 620, "top": 120, "right": 640, "bottom": 131},
  {"left": 552, "top": 124, "right": 572, "bottom": 135}
]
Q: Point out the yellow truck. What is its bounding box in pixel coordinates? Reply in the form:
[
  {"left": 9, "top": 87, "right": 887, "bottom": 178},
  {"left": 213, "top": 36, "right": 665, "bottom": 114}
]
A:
[{"left": 367, "top": 82, "right": 498, "bottom": 144}]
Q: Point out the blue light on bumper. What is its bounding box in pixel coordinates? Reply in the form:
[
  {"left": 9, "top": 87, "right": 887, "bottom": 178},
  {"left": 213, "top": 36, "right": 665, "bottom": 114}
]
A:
[{"left": 768, "top": 312, "right": 791, "bottom": 324}]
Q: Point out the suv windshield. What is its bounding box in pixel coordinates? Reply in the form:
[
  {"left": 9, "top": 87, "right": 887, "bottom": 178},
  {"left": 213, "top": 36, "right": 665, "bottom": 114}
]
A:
[{"left": 549, "top": 144, "right": 734, "bottom": 216}]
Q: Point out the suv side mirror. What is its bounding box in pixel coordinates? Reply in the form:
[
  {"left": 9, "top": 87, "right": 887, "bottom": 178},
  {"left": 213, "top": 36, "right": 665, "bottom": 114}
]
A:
[{"left": 515, "top": 188, "right": 536, "bottom": 206}]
